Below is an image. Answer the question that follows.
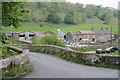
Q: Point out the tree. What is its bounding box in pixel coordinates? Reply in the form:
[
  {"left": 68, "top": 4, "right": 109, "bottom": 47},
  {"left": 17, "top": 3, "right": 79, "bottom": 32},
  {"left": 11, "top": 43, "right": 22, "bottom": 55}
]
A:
[
  {"left": 1, "top": 28, "right": 9, "bottom": 44},
  {"left": 64, "top": 13, "right": 74, "bottom": 24},
  {"left": 2, "top": 2, "right": 31, "bottom": 28},
  {"left": 113, "top": 10, "right": 118, "bottom": 17},
  {"left": 1, "top": 2, "right": 30, "bottom": 44},
  {"left": 47, "top": 9, "right": 61, "bottom": 24},
  {"left": 47, "top": 13, "right": 61, "bottom": 24},
  {"left": 104, "top": 12, "right": 113, "bottom": 24}
]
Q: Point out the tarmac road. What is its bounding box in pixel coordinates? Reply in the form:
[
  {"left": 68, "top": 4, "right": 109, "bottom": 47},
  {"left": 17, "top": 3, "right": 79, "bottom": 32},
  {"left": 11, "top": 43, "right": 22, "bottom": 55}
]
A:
[{"left": 22, "top": 52, "right": 119, "bottom": 78}]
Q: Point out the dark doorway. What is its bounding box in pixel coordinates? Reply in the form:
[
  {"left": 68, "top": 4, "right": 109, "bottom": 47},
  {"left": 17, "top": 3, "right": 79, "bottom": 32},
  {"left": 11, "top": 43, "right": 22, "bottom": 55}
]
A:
[
  {"left": 80, "top": 38, "right": 82, "bottom": 40},
  {"left": 92, "top": 38, "right": 95, "bottom": 42},
  {"left": 79, "top": 38, "right": 82, "bottom": 42},
  {"left": 64, "top": 35, "right": 66, "bottom": 40},
  {"left": 74, "top": 39, "right": 76, "bottom": 42}
]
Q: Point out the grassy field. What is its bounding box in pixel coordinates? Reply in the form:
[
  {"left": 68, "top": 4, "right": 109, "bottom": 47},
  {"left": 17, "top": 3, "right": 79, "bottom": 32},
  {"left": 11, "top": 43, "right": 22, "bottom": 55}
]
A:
[{"left": 3, "top": 22, "right": 118, "bottom": 34}]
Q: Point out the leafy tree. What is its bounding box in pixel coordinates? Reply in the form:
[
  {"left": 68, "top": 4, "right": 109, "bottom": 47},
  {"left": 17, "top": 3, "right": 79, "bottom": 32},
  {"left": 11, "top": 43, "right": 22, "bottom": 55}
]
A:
[
  {"left": 2, "top": 2, "right": 31, "bottom": 28},
  {"left": 85, "top": 5, "right": 95, "bottom": 18},
  {"left": 47, "top": 9, "right": 61, "bottom": 24},
  {"left": 94, "top": 6, "right": 101, "bottom": 16},
  {"left": 1, "top": 2, "right": 30, "bottom": 45},
  {"left": 1, "top": 28, "right": 9, "bottom": 44},
  {"left": 75, "top": 3, "right": 85, "bottom": 13},
  {"left": 104, "top": 12, "right": 113, "bottom": 24},
  {"left": 81, "top": 14, "right": 86, "bottom": 23},
  {"left": 64, "top": 13, "right": 74, "bottom": 24},
  {"left": 37, "top": 2, "right": 47, "bottom": 9},
  {"left": 113, "top": 10, "right": 118, "bottom": 17}
]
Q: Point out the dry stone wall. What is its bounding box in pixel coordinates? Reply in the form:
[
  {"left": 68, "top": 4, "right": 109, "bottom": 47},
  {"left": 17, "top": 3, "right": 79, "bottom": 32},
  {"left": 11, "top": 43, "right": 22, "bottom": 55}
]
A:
[
  {"left": 31, "top": 45, "right": 120, "bottom": 65},
  {"left": 8, "top": 45, "right": 120, "bottom": 65},
  {"left": 0, "top": 46, "right": 29, "bottom": 74}
]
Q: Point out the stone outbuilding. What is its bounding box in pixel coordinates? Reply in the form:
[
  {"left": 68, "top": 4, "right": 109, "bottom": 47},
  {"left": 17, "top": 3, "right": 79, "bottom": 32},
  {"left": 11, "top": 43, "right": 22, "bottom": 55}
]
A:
[{"left": 12, "top": 31, "right": 35, "bottom": 41}]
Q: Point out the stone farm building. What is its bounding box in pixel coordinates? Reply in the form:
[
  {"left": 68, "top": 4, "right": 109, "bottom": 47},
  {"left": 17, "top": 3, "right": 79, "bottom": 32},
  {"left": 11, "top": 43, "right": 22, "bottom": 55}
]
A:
[
  {"left": 12, "top": 31, "right": 35, "bottom": 41},
  {"left": 66, "top": 27, "right": 114, "bottom": 43}
]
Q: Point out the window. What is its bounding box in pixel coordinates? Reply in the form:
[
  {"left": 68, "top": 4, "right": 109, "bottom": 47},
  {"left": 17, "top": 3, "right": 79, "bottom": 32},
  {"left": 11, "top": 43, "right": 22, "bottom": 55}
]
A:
[
  {"left": 19, "top": 34, "right": 25, "bottom": 37},
  {"left": 93, "top": 35, "right": 95, "bottom": 38},
  {"left": 87, "top": 35, "right": 89, "bottom": 38},
  {"left": 29, "top": 34, "right": 35, "bottom": 37}
]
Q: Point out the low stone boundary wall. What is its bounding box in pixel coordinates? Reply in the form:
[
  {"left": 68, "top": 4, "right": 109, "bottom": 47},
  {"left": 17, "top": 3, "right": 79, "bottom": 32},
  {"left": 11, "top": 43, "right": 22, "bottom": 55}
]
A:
[
  {"left": 1, "top": 46, "right": 29, "bottom": 77},
  {"left": 31, "top": 45, "right": 120, "bottom": 65},
  {"left": 70, "top": 45, "right": 110, "bottom": 50}
]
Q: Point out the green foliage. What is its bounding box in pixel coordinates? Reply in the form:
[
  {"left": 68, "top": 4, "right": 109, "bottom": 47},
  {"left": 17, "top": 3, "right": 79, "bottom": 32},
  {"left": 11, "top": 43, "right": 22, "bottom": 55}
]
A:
[
  {"left": 32, "top": 35, "right": 66, "bottom": 47},
  {"left": 2, "top": 46, "right": 19, "bottom": 59},
  {"left": 107, "top": 51, "right": 120, "bottom": 55},
  {"left": 40, "top": 23, "right": 44, "bottom": 27},
  {"left": 85, "top": 5, "right": 95, "bottom": 18},
  {"left": 104, "top": 12, "right": 113, "bottom": 24},
  {"left": 47, "top": 10, "right": 62, "bottom": 24},
  {"left": 1, "top": 28, "right": 9, "bottom": 44},
  {"left": 2, "top": 2, "right": 31, "bottom": 28},
  {"left": 18, "top": 2, "right": 117, "bottom": 25},
  {"left": 64, "top": 13, "right": 74, "bottom": 24},
  {"left": 3, "top": 63, "right": 31, "bottom": 79}
]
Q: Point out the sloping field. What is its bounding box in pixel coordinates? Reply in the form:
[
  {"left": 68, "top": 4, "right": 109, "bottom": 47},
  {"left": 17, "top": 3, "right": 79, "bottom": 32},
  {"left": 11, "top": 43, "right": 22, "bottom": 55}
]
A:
[{"left": 4, "top": 22, "right": 118, "bottom": 34}]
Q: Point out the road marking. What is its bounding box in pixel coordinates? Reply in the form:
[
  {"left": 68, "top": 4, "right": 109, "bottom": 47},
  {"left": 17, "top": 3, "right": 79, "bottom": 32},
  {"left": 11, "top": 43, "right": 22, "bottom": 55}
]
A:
[{"left": 41, "top": 58, "right": 48, "bottom": 62}]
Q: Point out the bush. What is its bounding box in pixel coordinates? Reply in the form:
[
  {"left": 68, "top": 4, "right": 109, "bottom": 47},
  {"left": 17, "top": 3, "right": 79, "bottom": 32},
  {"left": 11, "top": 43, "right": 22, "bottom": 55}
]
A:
[
  {"left": 32, "top": 35, "right": 66, "bottom": 47},
  {"left": 2, "top": 46, "right": 19, "bottom": 59},
  {"left": 40, "top": 23, "right": 44, "bottom": 27}
]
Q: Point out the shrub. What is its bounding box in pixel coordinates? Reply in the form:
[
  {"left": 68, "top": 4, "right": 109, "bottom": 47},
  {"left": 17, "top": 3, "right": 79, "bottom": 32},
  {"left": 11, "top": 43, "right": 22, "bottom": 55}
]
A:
[
  {"left": 32, "top": 35, "right": 66, "bottom": 47},
  {"left": 2, "top": 46, "right": 19, "bottom": 59},
  {"left": 40, "top": 23, "right": 44, "bottom": 27},
  {"left": 66, "top": 55, "right": 71, "bottom": 61}
]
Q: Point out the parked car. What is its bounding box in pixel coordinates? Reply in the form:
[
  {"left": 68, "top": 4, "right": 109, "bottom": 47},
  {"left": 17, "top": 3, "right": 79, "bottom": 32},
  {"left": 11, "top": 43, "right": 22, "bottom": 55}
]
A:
[
  {"left": 105, "top": 48, "right": 111, "bottom": 53},
  {"left": 105, "top": 47, "right": 119, "bottom": 53},
  {"left": 96, "top": 49, "right": 105, "bottom": 54}
]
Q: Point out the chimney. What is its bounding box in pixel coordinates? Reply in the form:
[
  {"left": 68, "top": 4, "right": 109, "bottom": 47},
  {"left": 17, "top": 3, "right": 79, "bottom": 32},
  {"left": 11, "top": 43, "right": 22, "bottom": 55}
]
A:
[
  {"left": 106, "top": 27, "right": 108, "bottom": 30},
  {"left": 101, "top": 27, "right": 103, "bottom": 30},
  {"left": 91, "top": 27, "right": 94, "bottom": 31}
]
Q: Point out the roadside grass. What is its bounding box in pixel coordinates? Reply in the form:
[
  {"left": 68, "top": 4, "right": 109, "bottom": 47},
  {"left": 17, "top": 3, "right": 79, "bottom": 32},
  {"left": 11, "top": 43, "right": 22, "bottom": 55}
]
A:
[
  {"left": 29, "top": 48, "right": 120, "bottom": 69},
  {"left": 3, "top": 22, "right": 118, "bottom": 34},
  {"left": 9, "top": 39, "right": 29, "bottom": 45},
  {"left": 107, "top": 51, "right": 120, "bottom": 55}
]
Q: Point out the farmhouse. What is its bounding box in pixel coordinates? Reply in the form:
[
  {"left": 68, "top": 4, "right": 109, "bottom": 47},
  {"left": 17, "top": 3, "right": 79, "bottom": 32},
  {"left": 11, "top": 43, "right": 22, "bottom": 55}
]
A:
[{"left": 66, "top": 27, "right": 114, "bottom": 43}]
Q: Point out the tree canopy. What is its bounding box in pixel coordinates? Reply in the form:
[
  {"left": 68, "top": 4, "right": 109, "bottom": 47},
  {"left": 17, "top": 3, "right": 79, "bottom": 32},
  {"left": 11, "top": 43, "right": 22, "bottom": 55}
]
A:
[{"left": 2, "top": 2, "right": 31, "bottom": 28}]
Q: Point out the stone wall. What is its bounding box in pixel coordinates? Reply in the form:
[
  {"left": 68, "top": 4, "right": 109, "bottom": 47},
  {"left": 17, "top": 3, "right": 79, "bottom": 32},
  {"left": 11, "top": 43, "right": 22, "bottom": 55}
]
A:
[
  {"left": 31, "top": 45, "right": 120, "bottom": 65},
  {"left": 0, "top": 46, "right": 29, "bottom": 76},
  {"left": 7, "top": 45, "right": 120, "bottom": 65}
]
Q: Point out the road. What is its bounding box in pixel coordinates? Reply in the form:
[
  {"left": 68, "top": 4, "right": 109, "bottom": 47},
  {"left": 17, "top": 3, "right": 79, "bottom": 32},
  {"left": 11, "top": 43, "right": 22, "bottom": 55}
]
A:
[
  {"left": 87, "top": 51, "right": 96, "bottom": 53},
  {"left": 22, "top": 52, "right": 119, "bottom": 78}
]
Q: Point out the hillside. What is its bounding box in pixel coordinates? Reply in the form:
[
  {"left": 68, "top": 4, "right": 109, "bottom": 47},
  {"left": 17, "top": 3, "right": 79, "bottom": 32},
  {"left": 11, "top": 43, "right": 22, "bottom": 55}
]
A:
[{"left": 20, "top": 2, "right": 118, "bottom": 25}]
